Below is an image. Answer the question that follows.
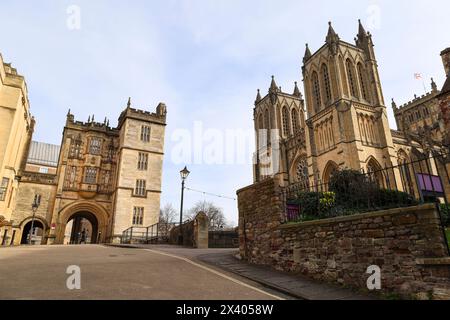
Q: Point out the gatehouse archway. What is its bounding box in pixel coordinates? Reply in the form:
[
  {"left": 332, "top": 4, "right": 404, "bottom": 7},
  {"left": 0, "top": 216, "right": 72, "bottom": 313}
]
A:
[
  {"left": 55, "top": 201, "right": 109, "bottom": 245},
  {"left": 64, "top": 211, "right": 98, "bottom": 244}
]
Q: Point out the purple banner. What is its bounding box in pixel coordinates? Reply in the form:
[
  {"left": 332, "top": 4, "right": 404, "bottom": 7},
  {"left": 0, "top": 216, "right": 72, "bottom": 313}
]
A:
[
  {"left": 287, "top": 204, "right": 299, "bottom": 221},
  {"left": 416, "top": 173, "right": 444, "bottom": 194}
]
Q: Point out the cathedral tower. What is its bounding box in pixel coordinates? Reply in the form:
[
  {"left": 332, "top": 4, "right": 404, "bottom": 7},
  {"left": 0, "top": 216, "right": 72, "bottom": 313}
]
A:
[
  {"left": 253, "top": 77, "right": 307, "bottom": 186},
  {"left": 301, "top": 21, "right": 400, "bottom": 186}
]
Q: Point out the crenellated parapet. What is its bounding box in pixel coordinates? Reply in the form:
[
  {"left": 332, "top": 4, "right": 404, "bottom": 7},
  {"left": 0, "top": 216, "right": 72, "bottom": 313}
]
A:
[{"left": 117, "top": 98, "right": 167, "bottom": 129}]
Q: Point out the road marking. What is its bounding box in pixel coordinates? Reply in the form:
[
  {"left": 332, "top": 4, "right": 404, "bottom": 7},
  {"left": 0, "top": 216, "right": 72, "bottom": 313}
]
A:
[{"left": 142, "top": 248, "right": 284, "bottom": 300}]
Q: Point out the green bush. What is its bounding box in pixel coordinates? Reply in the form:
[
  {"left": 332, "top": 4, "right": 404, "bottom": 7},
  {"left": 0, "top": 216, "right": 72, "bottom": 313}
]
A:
[
  {"left": 294, "top": 191, "right": 321, "bottom": 217},
  {"left": 328, "top": 169, "right": 378, "bottom": 206},
  {"left": 289, "top": 169, "right": 420, "bottom": 222},
  {"left": 375, "top": 189, "right": 418, "bottom": 209},
  {"left": 441, "top": 204, "right": 450, "bottom": 227}
]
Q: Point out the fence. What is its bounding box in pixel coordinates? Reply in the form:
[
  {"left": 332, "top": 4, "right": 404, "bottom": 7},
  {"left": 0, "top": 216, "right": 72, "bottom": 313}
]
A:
[
  {"left": 282, "top": 151, "right": 450, "bottom": 225},
  {"left": 121, "top": 222, "right": 177, "bottom": 244}
]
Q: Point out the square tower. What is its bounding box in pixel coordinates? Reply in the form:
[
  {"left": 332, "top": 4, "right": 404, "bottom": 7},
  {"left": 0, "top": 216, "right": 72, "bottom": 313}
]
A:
[
  {"left": 301, "top": 21, "right": 400, "bottom": 186},
  {"left": 112, "top": 101, "right": 167, "bottom": 241}
]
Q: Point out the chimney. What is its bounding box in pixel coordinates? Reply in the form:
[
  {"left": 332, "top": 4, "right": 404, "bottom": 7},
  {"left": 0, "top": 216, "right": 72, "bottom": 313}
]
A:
[{"left": 441, "top": 47, "right": 450, "bottom": 76}]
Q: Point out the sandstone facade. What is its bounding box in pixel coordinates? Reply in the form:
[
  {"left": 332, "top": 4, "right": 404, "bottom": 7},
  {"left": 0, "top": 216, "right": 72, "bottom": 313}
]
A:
[
  {"left": 237, "top": 178, "right": 450, "bottom": 299},
  {"left": 0, "top": 54, "right": 34, "bottom": 245},
  {"left": 0, "top": 57, "right": 168, "bottom": 245},
  {"left": 252, "top": 21, "right": 448, "bottom": 197}
]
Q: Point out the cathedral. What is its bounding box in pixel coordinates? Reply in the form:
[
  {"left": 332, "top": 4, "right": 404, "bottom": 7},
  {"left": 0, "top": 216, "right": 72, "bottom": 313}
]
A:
[
  {"left": 253, "top": 20, "right": 450, "bottom": 199},
  {"left": 0, "top": 50, "right": 167, "bottom": 245}
]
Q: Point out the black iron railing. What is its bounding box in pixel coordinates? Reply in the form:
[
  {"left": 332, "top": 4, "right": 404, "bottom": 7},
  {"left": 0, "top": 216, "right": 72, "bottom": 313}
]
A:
[
  {"left": 282, "top": 151, "right": 450, "bottom": 223},
  {"left": 121, "top": 222, "right": 177, "bottom": 244}
]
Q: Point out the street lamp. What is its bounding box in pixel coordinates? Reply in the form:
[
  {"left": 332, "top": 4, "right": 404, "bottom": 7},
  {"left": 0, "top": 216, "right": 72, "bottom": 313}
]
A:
[
  {"left": 28, "top": 194, "right": 41, "bottom": 245},
  {"left": 178, "top": 166, "right": 190, "bottom": 245}
]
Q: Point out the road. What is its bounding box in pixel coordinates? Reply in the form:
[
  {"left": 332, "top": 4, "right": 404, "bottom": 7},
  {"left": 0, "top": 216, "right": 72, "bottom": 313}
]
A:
[{"left": 0, "top": 245, "right": 284, "bottom": 300}]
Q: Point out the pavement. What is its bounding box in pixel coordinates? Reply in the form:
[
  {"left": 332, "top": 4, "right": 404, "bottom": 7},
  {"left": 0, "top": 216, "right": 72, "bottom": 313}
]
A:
[
  {"left": 0, "top": 245, "right": 286, "bottom": 300},
  {"left": 107, "top": 244, "right": 377, "bottom": 300},
  {"left": 0, "top": 244, "right": 376, "bottom": 300}
]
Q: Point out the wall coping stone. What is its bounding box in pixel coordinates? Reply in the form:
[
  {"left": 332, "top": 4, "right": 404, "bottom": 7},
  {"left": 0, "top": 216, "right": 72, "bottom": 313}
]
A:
[
  {"left": 416, "top": 257, "right": 450, "bottom": 265},
  {"left": 237, "top": 178, "right": 276, "bottom": 195},
  {"left": 278, "top": 203, "right": 436, "bottom": 230}
]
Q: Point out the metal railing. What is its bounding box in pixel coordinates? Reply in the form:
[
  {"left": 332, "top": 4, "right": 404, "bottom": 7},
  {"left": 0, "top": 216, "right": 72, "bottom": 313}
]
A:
[
  {"left": 282, "top": 151, "right": 450, "bottom": 223},
  {"left": 121, "top": 222, "right": 177, "bottom": 244}
]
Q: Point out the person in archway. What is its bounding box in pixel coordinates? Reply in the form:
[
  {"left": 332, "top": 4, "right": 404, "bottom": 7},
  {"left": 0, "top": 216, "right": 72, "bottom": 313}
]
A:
[{"left": 80, "top": 228, "right": 86, "bottom": 244}]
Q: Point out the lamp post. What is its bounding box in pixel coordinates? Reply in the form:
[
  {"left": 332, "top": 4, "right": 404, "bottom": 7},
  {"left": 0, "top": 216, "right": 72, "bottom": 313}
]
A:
[
  {"left": 28, "top": 194, "right": 41, "bottom": 245},
  {"left": 178, "top": 166, "right": 190, "bottom": 245}
]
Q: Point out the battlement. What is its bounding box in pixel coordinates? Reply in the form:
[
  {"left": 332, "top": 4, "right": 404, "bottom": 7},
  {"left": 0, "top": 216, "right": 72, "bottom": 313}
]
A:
[
  {"left": 117, "top": 101, "right": 167, "bottom": 129},
  {"left": 66, "top": 111, "right": 119, "bottom": 135},
  {"left": 395, "top": 90, "right": 439, "bottom": 113}
]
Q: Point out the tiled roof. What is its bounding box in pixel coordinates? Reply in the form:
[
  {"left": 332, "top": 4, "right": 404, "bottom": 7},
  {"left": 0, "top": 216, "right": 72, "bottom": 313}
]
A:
[{"left": 27, "top": 141, "right": 60, "bottom": 167}]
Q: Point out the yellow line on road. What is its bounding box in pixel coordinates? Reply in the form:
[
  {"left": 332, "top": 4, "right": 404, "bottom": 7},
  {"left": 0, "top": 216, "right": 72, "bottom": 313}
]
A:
[{"left": 142, "top": 248, "right": 284, "bottom": 300}]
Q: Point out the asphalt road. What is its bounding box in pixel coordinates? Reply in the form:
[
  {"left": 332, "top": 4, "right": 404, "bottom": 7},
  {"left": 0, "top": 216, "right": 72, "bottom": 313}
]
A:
[{"left": 0, "top": 245, "right": 283, "bottom": 300}]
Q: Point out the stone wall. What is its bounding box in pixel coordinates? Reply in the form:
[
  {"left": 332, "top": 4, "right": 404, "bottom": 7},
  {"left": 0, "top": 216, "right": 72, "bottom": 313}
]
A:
[
  {"left": 208, "top": 230, "right": 239, "bottom": 248},
  {"left": 169, "top": 212, "right": 209, "bottom": 248},
  {"left": 237, "top": 178, "right": 450, "bottom": 299}
]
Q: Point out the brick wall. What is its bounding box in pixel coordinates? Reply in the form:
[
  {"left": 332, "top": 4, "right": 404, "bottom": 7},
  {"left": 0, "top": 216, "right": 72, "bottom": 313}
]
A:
[{"left": 237, "top": 178, "right": 450, "bottom": 299}]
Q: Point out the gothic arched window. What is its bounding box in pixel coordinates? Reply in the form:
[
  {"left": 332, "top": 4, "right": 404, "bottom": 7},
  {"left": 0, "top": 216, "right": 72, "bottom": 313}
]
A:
[
  {"left": 357, "top": 63, "right": 369, "bottom": 102},
  {"left": 291, "top": 109, "right": 299, "bottom": 134},
  {"left": 264, "top": 109, "right": 271, "bottom": 145},
  {"left": 296, "top": 158, "right": 309, "bottom": 189},
  {"left": 282, "top": 106, "right": 291, "bottom": 137},
  {"left": 346, "top": 59, "right": 359, "bottom": 99},
  {"left": 321, "top": 64, "right": 332, "bottom": 103},
  {"left": 312, "top": 71, "right": 321, "bottom": 113}
]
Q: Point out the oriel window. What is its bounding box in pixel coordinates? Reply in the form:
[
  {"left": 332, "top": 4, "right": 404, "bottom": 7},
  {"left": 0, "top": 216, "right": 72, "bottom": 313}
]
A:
[
  {"left": 89, "top": 137, "right": 102, "bottom": 155},
  {"left": 84, "top": 167, "right": 98, "bottom": 184}
]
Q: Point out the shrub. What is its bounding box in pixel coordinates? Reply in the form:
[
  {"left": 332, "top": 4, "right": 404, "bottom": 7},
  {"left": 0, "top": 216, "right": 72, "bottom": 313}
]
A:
[
  {"left": 374, "top": 189, "right": 418, "bottom": 209},
  {"left": 328, "top": 169, "right": 378, "bottom": 207},
  {"left": 295, "top": 191, "right": 321, "bottom": 217},
  {"left": 441, "top": 204, "right": 450, "bottom": 227}
]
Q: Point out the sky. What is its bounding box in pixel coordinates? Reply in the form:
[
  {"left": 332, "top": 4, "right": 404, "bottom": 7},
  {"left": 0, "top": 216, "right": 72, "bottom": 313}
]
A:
[{"left": 0, "top": 0, "right": 448, "bottom": 226}]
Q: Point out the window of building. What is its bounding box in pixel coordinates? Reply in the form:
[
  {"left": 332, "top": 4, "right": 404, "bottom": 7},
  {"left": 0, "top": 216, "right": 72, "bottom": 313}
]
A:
[
  {"left": 89, "top": 137, "right": 102, "bottom": 155},
  {"left": 321, "top": 64, "right": 332, "bottom": 103},
  {"left": 141, "top": 125, "right": 151, "bottom": 142},
  {"left": 84, "top": 167, "right": 97, "bottom": 184},
  {"left": 291, "top": 109, "right": 299, "bottom": 134},
  {"left": 135, "top": 179, "right": 146, "bottom": 196},
  {"left": 137, "top": 152, "right": 149, "bottom": 170},
  {"left": 264, "top": 109, "right": 271, "bottom": 145},
  {"left": 69, "top": 139, "right": 82, "bottom": 159},
  {"left": 296, "top": 158, "right": 309, "bottom": 188},
  {"left": 132, "top": 207, "right": 144, "bottom": 225},
  {"left": 346, "top": 59, "right": 359, "bottom": 99},
  {"left": 312, "top": 72, "right": 321, "bottom": 113},
  {"left": 39, "top": 167, "right": 49, "bottom": 174},
  {"left": 358, "top": 63, "right": 369, "bottom": 102},
  {"left": 282, "top": 107, "right": 291, "bottom": 137},
  {"left": 0, "top": 178, "right": 9, "bottom": 201}
]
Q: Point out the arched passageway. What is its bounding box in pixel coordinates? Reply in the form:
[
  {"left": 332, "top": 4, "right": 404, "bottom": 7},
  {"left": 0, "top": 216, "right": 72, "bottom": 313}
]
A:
[
  {"left": 21, "top": 220, "right": 45, "bottom": 245},
  {"left": 64, "top": 211, "right": 99, "bottom": 244}
]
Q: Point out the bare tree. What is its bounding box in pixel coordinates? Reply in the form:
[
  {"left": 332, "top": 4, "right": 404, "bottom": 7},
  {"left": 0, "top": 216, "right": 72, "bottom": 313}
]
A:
[
  {"left": 188, "top": 200, "right": 228, "bottom": 231},
  {"left": 159, "top": 204, "right": 177, "bottom": 236}
]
